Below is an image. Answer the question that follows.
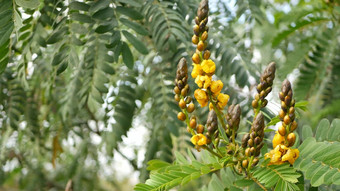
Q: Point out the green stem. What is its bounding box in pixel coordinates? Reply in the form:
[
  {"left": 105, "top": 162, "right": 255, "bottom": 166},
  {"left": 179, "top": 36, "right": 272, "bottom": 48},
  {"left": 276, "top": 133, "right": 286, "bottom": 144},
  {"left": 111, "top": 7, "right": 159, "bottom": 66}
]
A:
[{"left": 203, "top": 145, "right": 222, "bottom": 158}]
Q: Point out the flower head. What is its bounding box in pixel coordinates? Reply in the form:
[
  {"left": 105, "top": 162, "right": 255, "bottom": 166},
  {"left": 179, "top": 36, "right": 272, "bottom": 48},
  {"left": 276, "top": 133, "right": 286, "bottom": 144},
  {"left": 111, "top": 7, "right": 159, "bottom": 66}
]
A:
[
  {"left": 195, "top": 75, "right": 212, "bottom": 89},
  {"left": 194, "top": 89, "right": 208, "bottom": 107},
  {"left": 282, "top": 148, "right": 299, "bottom": 164},
  {"left": 201, "top": 59, "right": 216, "bottom": 75},
  {"left": 191, "top": 133, "right": 208, "bottom": 146},
  {"left": 210, "top": 80, "right": 223, "bottom": 95}
]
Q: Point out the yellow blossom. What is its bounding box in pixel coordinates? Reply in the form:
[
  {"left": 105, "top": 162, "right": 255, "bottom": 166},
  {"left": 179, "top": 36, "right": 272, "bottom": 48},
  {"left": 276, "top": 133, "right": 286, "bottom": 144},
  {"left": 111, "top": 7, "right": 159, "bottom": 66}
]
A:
[
  {"left": 210, "top": 80, "right": 223, "bottom": 95},
  {"left": 194, "top": 89, "right": 208, "bottom": 107},
  {"left": 265, "top": 144, "right": 299, "bottom": 165},
  {"left": 201, "top": 59, "right": 216, "bottom": 75},
  {"left": 191, "top": 64, "right": 203, "bottom": 79},
  {"left": 282, "top": 148, "right": 299, "bottom": 164},
  {"left": 191, "top": 134, "right": 207, "bottom": 146},
  {"left": 209, "top": 103, "right": 214, "bottom": 110},
  {"left": 195, "top": 75, "right": 212, "bottom": 89},
  {"left": 217, "top": 93, "right": 229, "bottom": 108},
  {"left": 273, "top": 132, "right": 285, "bottom": 148}
]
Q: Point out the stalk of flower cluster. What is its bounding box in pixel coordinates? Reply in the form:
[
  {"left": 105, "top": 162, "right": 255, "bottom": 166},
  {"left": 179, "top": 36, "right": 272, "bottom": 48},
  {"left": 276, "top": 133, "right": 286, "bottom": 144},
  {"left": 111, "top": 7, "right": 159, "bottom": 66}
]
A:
[
  {"left": 191, "top": 0, "right": 230, "bottom": 144},
  {"left": 174, "top": 58, "right": 196, "bottom": 135},
  {"left": 265, "top": 79, "right": 299, "bottom": 165}
]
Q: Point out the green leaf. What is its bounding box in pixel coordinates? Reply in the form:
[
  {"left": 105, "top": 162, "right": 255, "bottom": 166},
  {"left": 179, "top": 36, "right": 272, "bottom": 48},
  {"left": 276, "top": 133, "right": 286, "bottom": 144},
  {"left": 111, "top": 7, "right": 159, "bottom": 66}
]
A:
[
  {"left": 315, "top": 118, "right": 330, "bottom": 141},
  {"left": 294, "top": 135, "right": 340, "bottom": 187},
  {"left": 272, "top": 17, "right": 329, "bottom": 47},
  {"left": 120, "top": 18, "right": 148, "bottom": 35},
  {"left": 122, "top": 30, "right": 148, "bottom": 55},
  {"left": 70, "top": 13, "right": 94, "bottom": 23},
  {"left": 116, "top": 6, "right": 143, "bottom": 20},
  {"left": 92, "top": 7, "right": 114, "bottom": 20},
  {"left": 252, "top": 163, "right": 301, "bottom": 190},
  {"left": 69, "top": 1, "right": 90, "bottom": 11},
  {"left": 301, "top": 125, "right": 313, "bottom": 141},
  {"left": 121, "top": 42, "right": 134, "bottom": 69},
  {"left": 15, "top": 0, "right": 40, "bottom": 9}
]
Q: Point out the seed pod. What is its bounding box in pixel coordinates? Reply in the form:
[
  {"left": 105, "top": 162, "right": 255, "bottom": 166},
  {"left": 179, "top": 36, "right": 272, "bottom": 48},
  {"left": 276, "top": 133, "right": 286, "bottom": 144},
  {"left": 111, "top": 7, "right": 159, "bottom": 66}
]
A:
[
  {"left": 179, "top": 99, "right": 186, "bottom": 109},
  {"left": 192, "top": 35, "right": 199, "bottom": 44},
  {"left": 197, "top": 124, "right": 204, "bottom": 134},
  {"left": 187, "top": 103, "right": 195, "bottom": 113},
  {"left": 242, "top": 160, "right": 248, "bottom": 168},
  {"left": 177, "top": 112, "right": 186, "bottom": 121},
  {"left": 278, "top": 125, "right": 286, "bottom": 136},
  {"left": 197, "top": 41, "right": 204, "bottom": 51},
  {"left": 287, "top": 133, "right": 296, "bottom": 146},
  {"left": 203, "top": 50, "right": 210, "bottom": 59}
]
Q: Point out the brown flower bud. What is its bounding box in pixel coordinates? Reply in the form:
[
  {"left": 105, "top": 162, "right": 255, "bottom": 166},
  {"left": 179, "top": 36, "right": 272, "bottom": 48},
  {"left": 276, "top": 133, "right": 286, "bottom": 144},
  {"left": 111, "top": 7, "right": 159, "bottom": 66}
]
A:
[
  {"left": 284, "top": 115, "right": 291, "bottom": 125},
  {"left": 174, "top": 86, "right": 180, "bottom": 94},
  {"left": 190, "top": 118, "right": 197, "bottom": 129},
  {"left": 197, "top": 124, "right": 204, "bottom": 134},
  {"left": 192, "top": 35, "right": 199, "bottom": 44},
  {"left": 187, "top": 103, "right": 195, "bottom": 113},
  {"left": 281, "top": 79, "right": 291, "bottom": 95},
  {"left": 287, "top": 133, "right": 296, "bottom": 146},
  {"left": 279, "top": 92, "right": 285, "bottom": 101},
  {"left": 192, "top": 53, "right": 201, "bottom": 64},
  {"left": 201, "top": 31, "right": 208, "bottom": 41},
  {"left": 290, "top": 121, "right": 298, "bottom": 131},
  {"left": 248, "top": 139, "right": 254, "bottom": 147},
  {"left": 203, "top": 50, "right": 210, "bottom": 60},
  {"left": 177, "top": 112, "right": 186, "bottom": 121},
  {"left": 179, "top": 99, "right": 186, "bottom": 109},
  {"left": 193, "top": 25, "right": 200, "bottom": 36},
  {"left": 174, "top": 94, "right": 180, "bottom": 102},
  {"left": 252, "top": 158, "right": 259, "bottom": 167},
  {"left": 197, "top": 41, "right": 204, "bottom": 51},
  {"left": 252, "top": 99, "right": 258, "bottom": 108},
  {"left": 278, "top": 125, "right": 286, "bottom": 136},
  {"left": 242, "top": 160, "right": 248, "bottom": 168}
]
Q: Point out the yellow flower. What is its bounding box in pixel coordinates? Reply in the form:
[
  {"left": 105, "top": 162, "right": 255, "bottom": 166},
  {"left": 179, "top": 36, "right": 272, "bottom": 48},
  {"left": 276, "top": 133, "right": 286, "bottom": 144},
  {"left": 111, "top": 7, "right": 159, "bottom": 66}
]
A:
[
  {"left": 210, "top": 80, "right": 223, "bottom": 95},
  {"left": 209, "top": 102, "right": 214, "bottom": 110},
  {"left": 194, "top": 89, "right": 208, "bottom": 107},
  {"left": 282, "top": 148, "right": 299, "bottom": 164},
  {"left": 217, "top": 93, "right": 229, "bottom": 108},
  {"left": 195, "top": 75, "right": 212, "bottom": 89},
  {"left": 191, "top": 64, "right": 203, "bottom": 79},
  {"left": 201, "top": 59, "right": 216, "bottom": 75},
  {"left": 272, "top": 132, "right": 285, "bottom": 148},
  {"left": 191, "top": 134, "right": 207, "bottom": 146}
]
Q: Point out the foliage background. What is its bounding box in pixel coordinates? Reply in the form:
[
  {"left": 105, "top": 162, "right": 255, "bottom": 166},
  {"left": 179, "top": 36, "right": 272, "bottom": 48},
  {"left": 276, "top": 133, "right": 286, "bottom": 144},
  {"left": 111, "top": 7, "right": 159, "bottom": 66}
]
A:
[{"left": 0, "top": 0, "right": 339, "bottom": 190}]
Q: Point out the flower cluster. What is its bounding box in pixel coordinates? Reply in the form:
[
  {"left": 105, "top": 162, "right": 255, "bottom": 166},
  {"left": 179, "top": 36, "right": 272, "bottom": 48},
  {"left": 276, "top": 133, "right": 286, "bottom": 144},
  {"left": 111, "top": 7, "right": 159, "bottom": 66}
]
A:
[
  {"left": 252, "top": 62, "right": 276, "bottom": 111},
  {"left": 191, "top": 0, "right": 229, "bottom": 110},
  {"left": 241, "top": 113, "right": 265, "bottom": 169},
  {"left": 265, "top": 79, "right": 299, "bottom": 165}
]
